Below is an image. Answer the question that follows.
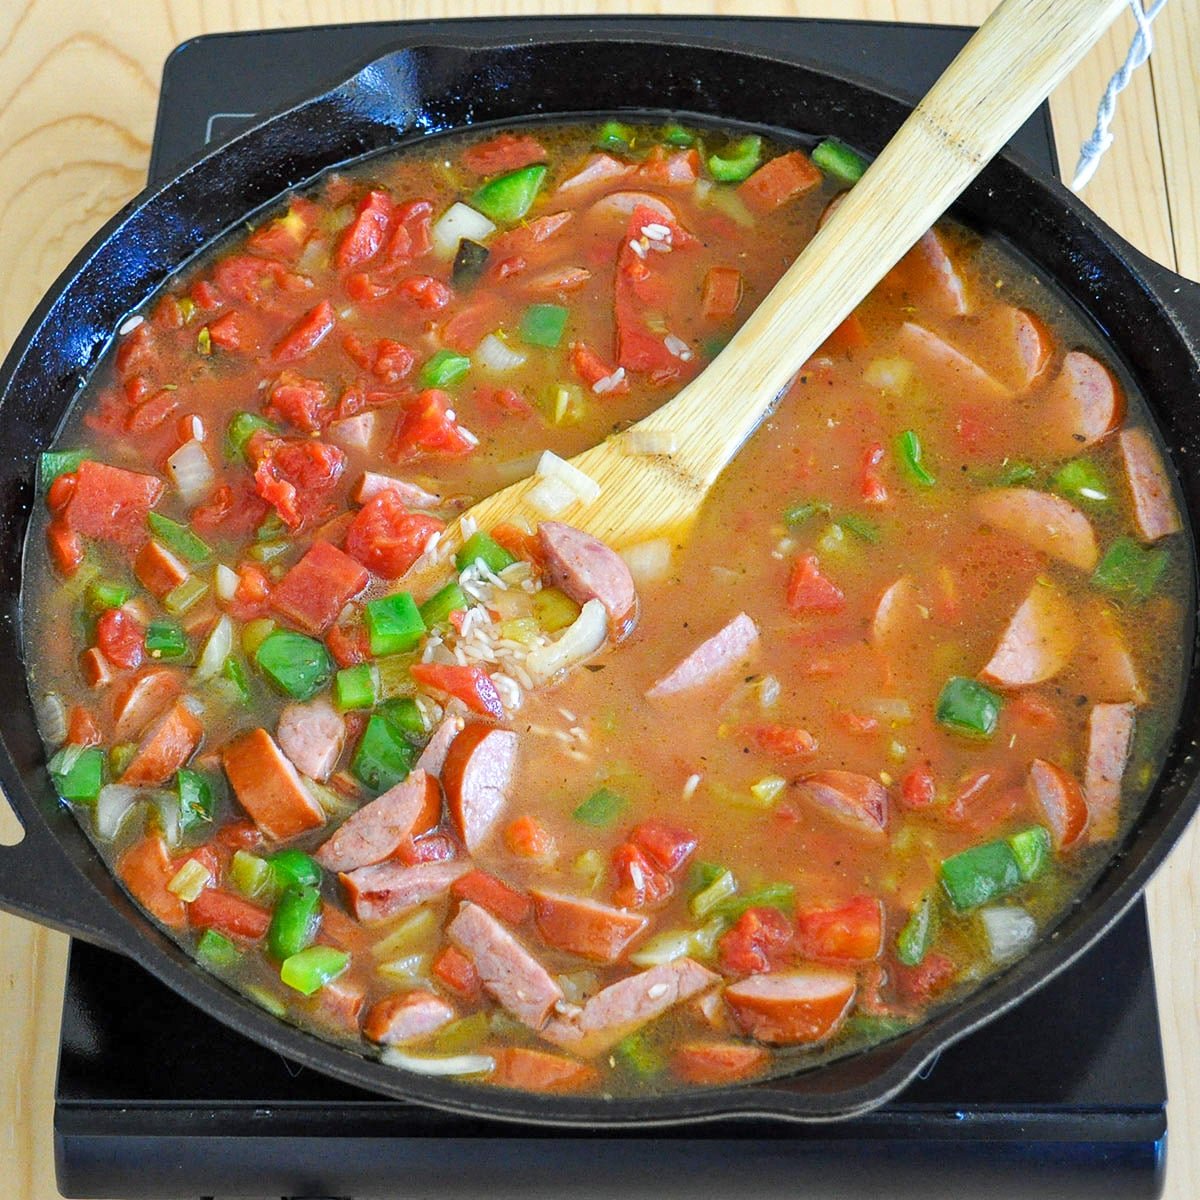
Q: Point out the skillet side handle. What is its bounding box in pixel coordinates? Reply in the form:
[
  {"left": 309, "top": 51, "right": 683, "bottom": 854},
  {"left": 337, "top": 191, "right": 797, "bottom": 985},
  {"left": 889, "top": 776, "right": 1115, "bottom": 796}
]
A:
[
  {"left": 0, "top": 795, "right": 135, "bottom": 955},
  {"left": 1125, "top": 250, "right": 1200, "bottom": 346}
]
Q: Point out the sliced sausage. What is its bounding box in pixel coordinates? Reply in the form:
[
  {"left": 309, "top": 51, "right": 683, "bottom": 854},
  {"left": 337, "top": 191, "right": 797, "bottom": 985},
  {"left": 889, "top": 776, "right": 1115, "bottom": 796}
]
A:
[
  {"left": 121, "top": 700, "right": 203, "bottom": 786},
  {"left": 542, "top": 958, "right": 719, "bottom": 1057},
  {"left": 980, "top": 580, "right": 1078, "bottom": 689},
  {"left": 314, "top": 974, "right": 367, "bottom": 1034},
  {"left": 487, "top": 1046, "right": 599, "bottom": 1093},
  {"left": 671, "top": 1040, "right": 770, "bottom": 1085},
  {"left": 364, "top": 990, "right": 456, "bottom": 1046},
  {"left": 110, "top": 667, "right": 183, "bottom": 741},
  {"left": 414, "top": 713, "right": 465, "bottom": 777},
  {"left": 340, "top": 858, "right": 468, "bottom": 924},
  {"left": 1076, "top": 600, "right": 1145, "bottom": 705},
  {"left": 646, "top": 612, "right": 759, "bottom": 699},
  {"left": 870, "top": 577, "right": 922, "bottom": 650},
  {"left": 450, "top": 870, "right": 532, "bottom": 926},
  {"left": 442, "top": 724, "right": 518, "bottom": 852},
  {"left": 1119, "top": 427, "right": 1181, "bottom": 543},
  {"left": 222, "top": 726, "right": 327, "bottom": 841},
  {"left": 725, "top": 969, "right": 856, "bottom": 1045},
  {"left": 276, "top": 696, "right": 346, "bottom": 782},
  {"left": 116, "top": 833, "right": 186, "bottom": 928},
  {"left": 908, "top": 228, "right": 970, "bottom": 316},
  {"left": 354, "top": 471, "right": 444, "bottom": 510},
  {"left": 1039, "top": 350, "right": 1124, "bottom": 458},
  {"left": 1084, "top": 702, "right": 1136, "bottom": 842},
  {"left": 982, "top": 305, "right": 1052, "bottom": 391},
  {"left": 794, "top": 770, "right": 888, "bottom": 835},
  {"left": 556, "top": 152, "right": 633, "bottom": 193},
  {"left": 328, "top": 413, "right": 375, "bottom": 451},
  {"left": 531, "top": 890, "right": 648, "bottom": 963},
  {"left": 586, "top": 190, "right": 674, "bottom": 221},
  {"left": 538, "top": 521, "right": 638, "bottom": 638},
  {"left": 447, "top": 901, "right": 564, "bottom": 1030},
  {"left": 1028, "top": 759, "right": 1089, "bottom": 850},
  {"left": 134, "top": 539, "right": 189, "bottom": 599},
  {"left": 898, "top": 322, "right": 1008, "bottom": 400},
  {"left": 315, "top": 769, "right": 439, "bottom": 872},
  {"left": 972, "top": 487, "right": 1098, "bottom": 571}
]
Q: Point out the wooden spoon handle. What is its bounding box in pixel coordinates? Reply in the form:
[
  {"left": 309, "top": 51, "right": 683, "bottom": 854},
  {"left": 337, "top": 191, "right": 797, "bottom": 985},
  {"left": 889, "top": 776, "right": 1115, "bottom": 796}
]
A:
[{"left": 639, "top": 0, "right": 1129, "bottom": 488}]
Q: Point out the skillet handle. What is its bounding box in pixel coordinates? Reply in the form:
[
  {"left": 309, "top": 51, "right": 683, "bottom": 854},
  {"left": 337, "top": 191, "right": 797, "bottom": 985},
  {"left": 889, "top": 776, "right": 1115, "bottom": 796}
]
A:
[
  {"left": 0, "top": 787, "right": 135, "bottom": 955},
  {"left": 1122, "top": 247, "right": 1200, "bottom": 344}
]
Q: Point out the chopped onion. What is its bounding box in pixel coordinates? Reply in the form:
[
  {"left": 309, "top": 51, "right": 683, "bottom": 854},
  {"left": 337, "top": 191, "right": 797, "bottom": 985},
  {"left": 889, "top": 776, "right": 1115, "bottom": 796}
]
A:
[
  {"left": 381, "top": 1048, "right": 495, "bottom": 1077},
  {"left": 431, "top": 202, "right": 496, "bottom": 258},
  {"left": 94, "top": 785, "right": 144, "bottom": 841},
  {"left": 526, "top": 599, "right": 608, "bottom": 682},
  {"left": 980, "top": 906, "right": 1036, "bottom": 961},
  {"left": 628, "top": 928, "right": 693, "bottom": 967},
  {"left": 866, "top": 697, "right": 914, "bottom": 723},
  {"left": 626, "top": 427, "right": 678, "bottom": 456},
  {"left": 35, "top": 692, "right": 67, "bottom": 747},
  {"left": 166, "top": 439, "right": 215, "bottom": 504},
  {"left": 535, "top": 450, "right": 600, "bottom": 504},
  {"left": 194, "top": 614, "right": 233, "bottom": 682},
  {"left": 167, "top": 858, "right": 212, "bottom": 901},
  {"left": 698, "top": 180, "right": 753, "bottom": 227},
  {"left": 862, "top": 357, "right": 914, "bottom": 395},
  {"left": 156, "top": 790, "right": 182, "bottom": 848},
  {"left": 214, "top": 563, "right": 238, "bottom": 603},
  {"left": 620, "top": 538, "right": 672, "bottom": 584},
  {"left": 476, "top": 333, "right": 526, "bottom": 372},
  {"left": 527, "top": 475, "right": 577, "bottom": 518}
]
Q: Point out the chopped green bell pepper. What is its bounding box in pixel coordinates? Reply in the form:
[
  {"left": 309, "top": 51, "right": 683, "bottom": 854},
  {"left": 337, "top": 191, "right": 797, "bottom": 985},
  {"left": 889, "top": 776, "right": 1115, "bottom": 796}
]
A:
[
  {"left": 280, "top": 944, "right": 350, "bottom": 996},
  {"left": 269, "top": 849, "right": 323, "bottom": 891},
  {"left": 572, "top": 786, "right": 625, "bottom": 828},
  {"left": 364, "top": 593, "right": 425, "bottom": 656},
  {"left": 420, "top": 348, "right": 471, "bottom": 389},
  {"left": 940, "top": 839, "right": 1023, "bottom": 911},
  {"left": 221, "top": 656, "right": 252, "bottom": 704},
  {"left": 936, "top": 677, "right": 1002, "bottom": 739},
  {"left": 707, "top": 135, "right": 762, "bottom": 182},
  {"left": 352, "top": 714, "right": 417, "bottom": 793},
  {"left": 334, "top": 663, "right": 379, "bottom": 712},
  {"left": 147, "top": 512, "right": 213, "bottom": 564},
  {"left": 896, "top": 429, "right": 937, "bottom": 487},
  {"left": 451, "top": 238, "right": 490, "bottom": 288},
  {"left": 196, "top": 929, "right": 241, "bottom": 969},
  {"left": 711, "top": 882, "right": 794, "bottom": 921},
  {"left": 1008, "top": 825, "right": 1051, "bottom": 882},
  {"left": 662, "top": 123, "right": 695, "bottom": 147},
  {"left": 471, "top": 164, "right": 547, "bottom": 224},
  {"left": 49, "top": 746, "right": 105, "bottom": 803},
  {"left": 225, "top": 411, "right": 275, "bottom": 462},
  {"left": 594, "top": 120, "right": 634, "bottom": 153},
  {"left": 1052, "top": 458, "right": 1108, "bottom": 504},
  {"left": 519, "top": 303, "right": 569, "bottom": 348},
  {"left": 145, "top": 619, "right": 188, "bottom": 660},
  {"left": 378, "top": 697, "right": 426, "bottom": 743},
  {"left": 811, "top": 137, "right": 868, "bottom": 184},
  {"left": 419, "top": 582, "right": 469, "bottom": 628},
  {"left": 1093, "top": 537, "right": 1169, "bottom": 600},
  {"left": 254, "top": 630, "right": 332, "bottom": 700},
  {"left": 267, "top": 884, "right": 322, "bottom": 961},
  {"left": 455, "top": 531, "right": 517, "bottom": 575},
  {"left": 895, "top": 891, "right": 937, "bottom": 967},
  {"left": 176, "top": 768, "right": 214, "bottom": 833},
  {"left": 86, "top": 580, "right": 132, "bottom": 612},
  {"left": 40, "top": 449, "right": 91, "bottom": 491}
]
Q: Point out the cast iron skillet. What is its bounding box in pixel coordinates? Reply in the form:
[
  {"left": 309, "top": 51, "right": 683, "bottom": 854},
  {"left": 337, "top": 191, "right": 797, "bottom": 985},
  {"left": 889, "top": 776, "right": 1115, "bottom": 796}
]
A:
[{"left": 0, "top": 36, "right": 1198, "bottom": 1127}]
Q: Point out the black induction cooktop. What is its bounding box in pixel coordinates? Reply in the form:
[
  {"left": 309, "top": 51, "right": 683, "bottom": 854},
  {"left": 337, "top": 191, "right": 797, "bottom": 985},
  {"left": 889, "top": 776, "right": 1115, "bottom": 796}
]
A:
[{"left": 53, "top": 16, "right": 1167, "bottom": 1200}]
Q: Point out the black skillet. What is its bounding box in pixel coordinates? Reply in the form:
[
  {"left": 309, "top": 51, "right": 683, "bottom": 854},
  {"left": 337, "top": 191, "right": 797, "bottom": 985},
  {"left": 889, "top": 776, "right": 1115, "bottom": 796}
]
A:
[{"left": 0, "top": 36, "right": 1197, "bottom": 1128}]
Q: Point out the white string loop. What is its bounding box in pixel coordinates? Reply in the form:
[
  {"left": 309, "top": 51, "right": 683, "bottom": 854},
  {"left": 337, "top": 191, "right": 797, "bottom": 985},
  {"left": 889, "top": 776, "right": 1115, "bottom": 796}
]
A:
[{"left": 1071, "top": 0, "right": 1167, "bottom": 192}]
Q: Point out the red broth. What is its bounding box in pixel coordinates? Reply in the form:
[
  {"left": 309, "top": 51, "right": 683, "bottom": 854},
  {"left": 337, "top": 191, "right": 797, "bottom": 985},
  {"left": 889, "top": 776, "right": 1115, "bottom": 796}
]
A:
[{"left": 22, "top": 122, "right": 1190, "bottom": 1095}]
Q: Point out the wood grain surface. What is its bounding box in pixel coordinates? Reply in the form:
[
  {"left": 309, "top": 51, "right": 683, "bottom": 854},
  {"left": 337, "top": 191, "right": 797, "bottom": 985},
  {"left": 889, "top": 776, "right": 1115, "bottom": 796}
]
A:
[{"left": 0, "top": 3, "right": 1195, "bottom": 1198}]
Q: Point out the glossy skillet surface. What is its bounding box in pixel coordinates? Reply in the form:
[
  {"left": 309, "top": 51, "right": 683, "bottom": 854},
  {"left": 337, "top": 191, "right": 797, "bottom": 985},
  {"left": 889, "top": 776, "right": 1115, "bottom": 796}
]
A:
[{"left": 0, "top": 37, "right": 1198, "bottom": 1126}]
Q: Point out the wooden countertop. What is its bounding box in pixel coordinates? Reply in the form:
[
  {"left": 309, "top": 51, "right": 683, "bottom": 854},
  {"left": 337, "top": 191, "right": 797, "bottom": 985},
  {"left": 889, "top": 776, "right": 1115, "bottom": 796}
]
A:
[{"left": 0, "top": 2, "right": 1196, "bottom": 1196}]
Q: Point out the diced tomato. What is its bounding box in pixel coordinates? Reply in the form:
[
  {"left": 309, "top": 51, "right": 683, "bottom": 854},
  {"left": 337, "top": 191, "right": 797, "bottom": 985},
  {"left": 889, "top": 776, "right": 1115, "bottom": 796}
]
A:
[
  {"left": 893, "top": 951, "right": 957, "bottom": 1005},
  {"left": 794, "top": 896, "right": 883, "bottom": 962},
  {"left": 190, "top": 278, "right": 222, "bottom": 310},
  {"left": 409, "top": 662, "right": 504, "bottom": 719},
  {"left": 432, "top": 944, "right": 481, "bottom": 998},
  {"left": 450, "top": 869, "right": 532, "bottom": 925},
  {"left": 215, "top": 819, "right": 263, "bottom": 853},
  {"left": 738, "top": 149, "right": 822, "bottom": 213},
  {"left": 384, "top": 199, "right": 435, "bottom": 265},
  {"left": 207, "top": 309, "right": 250, "bottom": 352},
  {"left": 834, "top": 710, "right": 879, "bottom": 736},
  {"left": 490, "top": 522, "right": 542, "bottom": 566},
  {"left": 250, "top": 435, "right": 346, "bottom": 530},
  {"left": 388, "top": 390, "right": 476, "bottom": 461},
  {"left": 270, "top": 540, "right": 369, "bottom": 634},
  {"left": 46, "top": 519, "right": 84, "bottom": 576},
  {"left": 504, "top": 815, "right": 556, "bottom": 860},
  {"left": 569, "top": 341, "right": 627, "bottom": 393},
  {"left": 188, "top": 887, "right": 271, "bottom": 942},
  {"left": 461, "top": 132, "right": 548, "bottom": 176},
  {"left": 95, "top": 607, "right": 145, "bottom": 670},
  {"left": 343, "top": 335, "right": 415, "bottom": 385},
  {"left": 478, "top": 386, "right": 533, "bottom": 417},
  {"left": 394, "top": 275, "right": 453, "bottom": 311},
  {"left": 210, "top": 254, "right": 295, "bottom": 306},
  {"left": 46, "top": 472, "right": 76, "bottom": 515},
  {"left": 271, "top": 299, "right": 335, "bottom": 363},
  {"left": 79, "top": 647, "right": 114, "bottom": 688},
  {"left": 700, "top": 266, "right": 743, "bottom": 322},
  {"left": 636, "top": 145, "right": 700, "bottom": 187},
  {"left": 125, "top": 388, "right": 180, "bottom": 434},
  {"left": 899, "top": 765, "right": 937, "bottom": 811},
  {"left": 610, "top": 842, "right": 673, "bottom": 910},
  {"left": 1010, "top": 693, "right": 1060, "bottom": 729},
  {"left": 717, "top": 907, "right": 793, "bottom": 976},
  {"left": 345, "top": 490, "right": 444, "bottom": 579},
  {"left": 630, "top": 820, "right": 697, "bottom": 874},
  {"left": 787, "top": 555, "right": 845, "bottom": 614},
  {"left": 191, "top": 480, "right": 269, "bottom": 541},
  {"left": 742, "top": 724, "right": 818, "bottom": 757},
  {"left": 441, "top": 296, "right": 506, "bottom": 352},
  {"left": 334, "top": 189, "right": 394, "bottom": 270},
  {"left": 488, "top": 212, "right": 572, "bottom": 261},
  {"left": 114, "top": 323, "right": 156, "bottom": 378},
  {"left": 823, "top": 312, "right": 869, "bottom": 356},
  {"left": 858, "top": 441, "right": 888, "bottom": 504},
  {"left": 345, "top": 272, "right": 391, "bottom": 303},
  {"left": 64, "top": 460, "right": 165, "bottom": 550},
  {"left": 152, "top": 295, "right": 184, "bottom": 330},
  {"left": 66, "top": 705, "right": 102, "bottom": 747},
  {"left": 265, "top": 371, "right": 328, "bottom": 434},
  {"left": 245, "top": 200, "right": 317, "bottom": 263},
  {"left": 327, "top": 622, "right": 371, "bottom": 668}
]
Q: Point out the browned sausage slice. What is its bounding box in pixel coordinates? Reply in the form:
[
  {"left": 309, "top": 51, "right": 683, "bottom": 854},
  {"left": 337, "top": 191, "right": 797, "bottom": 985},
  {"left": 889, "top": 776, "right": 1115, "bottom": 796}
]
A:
[
  {"left": 871, "top": 577, "right": 922, "bottom": 650},
  {"left": 972, "top": 488, "right": 1098, "bottom": 571},
  {"left": 340, "top": 858, "right": 469, "bottom": 924},
  {"left": 982, "top": 305, "right": 1052, "bottom": 391},
  {"left": 537, "top": 521, "right": 638, "bottom": 638},
  {"left": 541, "top": 958, "right": 719, "bottom": 1056},
  {"left": 315, "top": 769, "right": 439, "bottom": 873},
  {"left": 276, "top": 696, "right": 345, "bottom": 782},
  {"left": 1118, "top": 427, "right": 1182, "bottom": 543},
  {"left": 1039, "top": 350, "right": 1123, "bottom": 458},
  {"left": 672, "top": 1040, "right": 770, "bottom": 1085},
  {"left": 1075, "top": 600, "right": 1145, "bottom": 705},
  {"left": 487, "top": 1046, "right": 599, "bottom": 1093},
  {"left": 415, "top": 713, "right": 465, "bottom": 777},
  {"left": 1028, "top": 759, "right": 1089, "bottom": 850},
  {"left": 222, "top": 726, "right": 327, "bottom": 842},
  {"left": 121, "top": 700, "right": 203, "bottom": 786},
  {"left": 898, "top": 322, "right": 1009, "bottom": 400},
  {"left": 530, "top": 890, "right": 648, "bottom": 963},
  {"left": 354, "top": 471, "right": 444, "bottom": 509},
  {"left": 794, "top": 770, "right": 888, "bottom": 835},
  {"left": 1083, "top": 702, "right": 1136, "bottom": 842},
  {"left": 364, "top": 989, "right": 457, "bottom": 1046},
  {"left": 447, "top": 901, "right": 564, "bottom": 1030},
  {"left": 110, "top": 667, "right": 183, "bottom": 741},
  {"left": 442, "top": 723, "right": 518, "bottom": 852},
  {"left": 980, "top": 580, "right": 1078, "bottom": 689},
  {"left": 646, "top": 612, "right": 759, "bottom": 699},
  {"left": 724, "top": 967, "right": 857, "bottom": 1045}
]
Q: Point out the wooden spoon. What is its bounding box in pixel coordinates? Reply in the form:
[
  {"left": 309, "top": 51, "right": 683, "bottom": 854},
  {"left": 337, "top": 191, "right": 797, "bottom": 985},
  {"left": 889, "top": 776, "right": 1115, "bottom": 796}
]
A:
[{"left": 418, "top": 0, "right": 1128, "bottom": 566}]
